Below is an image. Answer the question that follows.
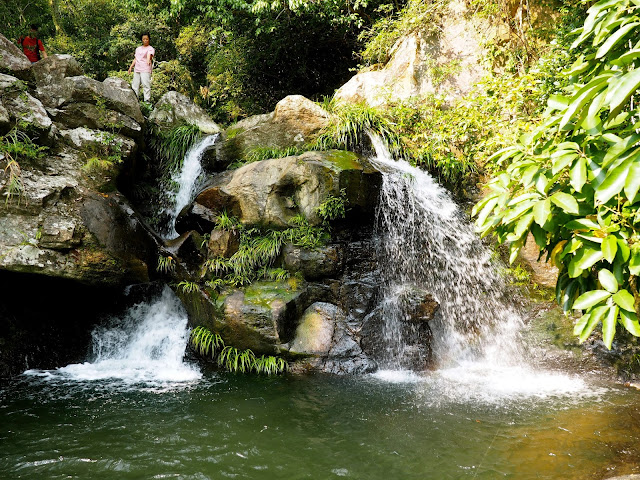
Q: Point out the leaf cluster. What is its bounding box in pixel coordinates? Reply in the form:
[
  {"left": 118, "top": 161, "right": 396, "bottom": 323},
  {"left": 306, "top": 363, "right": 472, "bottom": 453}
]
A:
[
  {"left": 189, "top": 326, "right": 288, "bottom": 374},
  {"left": 0, "top": 129, "right": 47, "bottom": 205},
  {"left": 475, "top": 0, "right": 640, "bottom": 349}
]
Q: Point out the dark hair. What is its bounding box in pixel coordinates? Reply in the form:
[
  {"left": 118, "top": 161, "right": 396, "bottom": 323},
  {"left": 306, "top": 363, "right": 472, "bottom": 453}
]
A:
[
  {"left": 141, "top": 32, "right": 150, "bottom": 40},
  {"left": 30, "top": 24, "right": 38, "bottom": 31}
]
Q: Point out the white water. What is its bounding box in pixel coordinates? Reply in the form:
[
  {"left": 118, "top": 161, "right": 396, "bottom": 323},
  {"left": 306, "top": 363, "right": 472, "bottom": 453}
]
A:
[
  {"left": 369, "top": 135, "right": 598, "bottom": 400},
  {"left": 25, "top": 287, "right": 200, "bottom": 384},
  {"left": 162, "top": 134, "right": 219, "bottom": 239}
]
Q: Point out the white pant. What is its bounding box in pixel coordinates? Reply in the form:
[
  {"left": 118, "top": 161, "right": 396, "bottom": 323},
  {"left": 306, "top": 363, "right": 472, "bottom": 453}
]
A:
[{"left": 132, "top": 72, "right": 151, "bottom": 102}]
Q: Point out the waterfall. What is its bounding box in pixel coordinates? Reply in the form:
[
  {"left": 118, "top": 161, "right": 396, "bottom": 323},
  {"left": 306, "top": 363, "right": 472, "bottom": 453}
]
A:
[
  {"left": 28, "top": 287, "right": 201, "bottom": 383},
  {"left": 369, "top": 135, "right": 524, "bottom": 370},
  {"left": 162, "top": 134, "right": 219, "bottom": 240}
]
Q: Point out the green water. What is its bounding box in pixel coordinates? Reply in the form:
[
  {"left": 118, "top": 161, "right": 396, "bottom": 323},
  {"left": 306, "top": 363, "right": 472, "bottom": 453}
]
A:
[{"left": 2, "top": 368, "right": 640, "bottom": 480}]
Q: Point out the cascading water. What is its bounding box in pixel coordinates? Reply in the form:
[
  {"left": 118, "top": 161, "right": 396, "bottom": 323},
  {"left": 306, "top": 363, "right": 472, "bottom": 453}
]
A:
[
  {"left": 162, "top": 133, "right": 219, "bottom": 239},
  {"left": 25, "top": 287, "right": 200, "bottom": 384},
  {"left": 369, "top": 134, "right": 523, "bottom": 370}
]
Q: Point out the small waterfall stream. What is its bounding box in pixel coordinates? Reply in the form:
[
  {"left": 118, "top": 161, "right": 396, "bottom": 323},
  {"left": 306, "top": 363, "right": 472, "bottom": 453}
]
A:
[
  {"left": 26, "top": 287, "right": 200, "bottom": 384},
  {"left": 369, "top": 135, "right": 523, "bottom": 369},
  {"left": 162, "top": 133, "right": 219, "bottom": 240}
]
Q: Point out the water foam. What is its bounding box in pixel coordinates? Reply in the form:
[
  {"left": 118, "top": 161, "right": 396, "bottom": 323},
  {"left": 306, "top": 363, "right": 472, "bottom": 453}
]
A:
[{"left": 25, "top": 287, "right": 200, "bottom": 385}]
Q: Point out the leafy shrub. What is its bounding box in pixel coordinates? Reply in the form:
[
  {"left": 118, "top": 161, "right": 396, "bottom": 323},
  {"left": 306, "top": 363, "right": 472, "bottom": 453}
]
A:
[
  {"left": 0, "top": 129, "right": 47, "bottom": 204},
  {"left": 475, "top": 0, "right": 640, "bottom": 349}
]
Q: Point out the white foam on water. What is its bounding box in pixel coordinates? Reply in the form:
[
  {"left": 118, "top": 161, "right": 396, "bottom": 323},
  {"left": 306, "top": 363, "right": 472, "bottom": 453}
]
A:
[
  {"left": 371, "top": 369, "right": 425, "bottom": 384},
  {"left": 24, "top": 287, "right": 201, "bottom": 385}
]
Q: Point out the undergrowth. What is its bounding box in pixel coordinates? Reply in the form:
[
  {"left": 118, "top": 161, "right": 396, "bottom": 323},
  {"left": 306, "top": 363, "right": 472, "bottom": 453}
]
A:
[
  {"left": 0, "top": 128, "right": 47, "bottom": 205},
  {"left": 189, "top": 326, "right": 287, "bottom": 374},
  {"left": 148, "top": 122, "right": 203, "bottom": 174}
]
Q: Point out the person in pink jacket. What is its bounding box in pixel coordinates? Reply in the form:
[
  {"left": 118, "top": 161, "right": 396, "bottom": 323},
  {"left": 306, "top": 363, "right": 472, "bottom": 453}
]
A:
[{"left": 128, "top": 33, "right": 155, "bottom": 102}]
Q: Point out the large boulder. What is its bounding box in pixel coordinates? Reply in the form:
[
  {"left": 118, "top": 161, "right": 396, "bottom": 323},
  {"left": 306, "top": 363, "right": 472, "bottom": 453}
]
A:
[
  {"left": 149, "top": 91, "right": 221, "bottom": 134},
  {"left": 58, "top": 127, "right": 137, "bottom": 162},
  {"left": 193, "top": 150, "right": 381, "bottom": 228},
  {"left": 32, "top": 54, "right": 83, "bottom": 87},
  {"left": 334, "top": 0, "right": 488, "bottom": 106},
  {"left": 0, "top": 34, "right": 32, "bottom": 81},
  {"left": 220, "top": 95, "right": 330, "bottom": 163},
  {"left": 0, "top": 145, "right": 159, "bottom": 286},
  {"left": 0, "top": 73, "right": 51, "bottom": 136}
]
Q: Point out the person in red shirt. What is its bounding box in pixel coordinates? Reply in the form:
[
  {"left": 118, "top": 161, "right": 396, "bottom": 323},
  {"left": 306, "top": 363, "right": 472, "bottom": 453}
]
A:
[{"left": 18, "top": 25, "right": 47, "bottom": 63}]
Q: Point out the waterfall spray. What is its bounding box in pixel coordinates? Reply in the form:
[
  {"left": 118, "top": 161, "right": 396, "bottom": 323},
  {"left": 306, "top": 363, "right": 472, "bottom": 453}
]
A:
[{"left": 369, "top": 135, "right": 524, "bottom": 369}]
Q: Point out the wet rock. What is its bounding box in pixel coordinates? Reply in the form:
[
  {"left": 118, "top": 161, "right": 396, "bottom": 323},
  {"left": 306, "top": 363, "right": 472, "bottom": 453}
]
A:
[
  {"left": 220, "top": 95, "right": 330, "bottom": 163},
  {"left": 282, "top": 243, "right": 344, "bottom": 279},
  {"left": 194, "top": 150, "right": 381, "bottom": 227},
  {"left": 0, "top": 34, "right": 32, "bottom": 81},
  {"left": 208, "top": 229, "right": 240, "bottom": 258},
  {"left": 149, "top": 91, "right": 221, "bottom": 134}
]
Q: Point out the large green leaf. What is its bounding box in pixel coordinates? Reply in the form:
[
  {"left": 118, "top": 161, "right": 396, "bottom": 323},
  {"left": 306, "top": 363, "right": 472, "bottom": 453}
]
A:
[
  {"left": 572, "top": 289, "right": 612, "bottom": 310},
  {"left": 594, "top": 157, "right": 631, "bottom": 204},
  {"left": 570, "top": 156, "right": 588, "bottom": 192},
  {"left": 630, "top": 251, "right": 640, "bottom": 275},
  {"left": 606, "top": 67, "right": 640, "bottom": 116},
  {"left": 579, "top": 305, "right": 609, "bottom": 342},
  {"left": 559, "top": 75, "right": 611, "bottom": 130},
  {"left": 577, "top": 246, "right": 604, "bottom": 270},
  {"left": 551, "top": 192, "right": 580, "bottom": 214},
  {"left": 533, "top": 198, "right": 551, "bottom": 227},
  {"left": 599, "top": 268, "right": 619, "bottom": 293},
  {"left": 613, "top": 289, "right": 636, "bottom": 311},
  {"left": 602, "top": 134, "right": 640, "bottom": 167},
  {"left": 625, "top": 159, "right": 640, "bottom": 201},
  {"left": 595, "top": 22, "right": 640, "bottom": 59},
  {"left": 610, "top": 48, "right": 640, "bottom": 66},
  {"left": 602, "top": 304, "right": 619, "bottom": 349},
  {"left": 619, "top": 309, "right": 640, "bottom": 336},
  {"left": 602, "top": 234, "right": 618, "bottom": 262}
]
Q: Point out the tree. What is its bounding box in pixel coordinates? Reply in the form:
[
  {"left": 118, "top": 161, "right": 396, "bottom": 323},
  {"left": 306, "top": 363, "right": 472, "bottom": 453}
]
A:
[{"left": 474, "top": 0, "right": 640, "bottom": 349}]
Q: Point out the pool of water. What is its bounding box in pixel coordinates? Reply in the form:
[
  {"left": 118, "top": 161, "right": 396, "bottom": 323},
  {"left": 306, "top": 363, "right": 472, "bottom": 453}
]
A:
[{"left": 2, "top": 366, "right": 639, "bottom": 479}]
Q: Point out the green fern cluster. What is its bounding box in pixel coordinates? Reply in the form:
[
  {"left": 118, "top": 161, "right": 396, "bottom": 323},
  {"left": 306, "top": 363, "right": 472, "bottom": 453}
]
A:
[
  {"left": 148, "top": 122, "right": 203, "bottom": 173},
  {"left": 156, "top": 255, "right": 175, "bottom": 273},
  {"left": 189, "top": 326, "right": 287, "bottom": 374},
  {"left": 313, "top": 102, "right": 402, "bottom": 157},
  {"left": 1, "top": 128, "right": 47, "bottom": 204}
]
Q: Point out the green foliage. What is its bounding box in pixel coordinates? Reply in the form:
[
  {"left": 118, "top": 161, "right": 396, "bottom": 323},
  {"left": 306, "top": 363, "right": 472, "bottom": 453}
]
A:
[
  {"left": 149, "top": 123, "right": 203, "bottom": 173},
  {"left": 189, "top": 326, "right": 287, "bottom": 374},
  {"left": 0, "top": 129, "right": 47, "bottom": 205},
  {"left": 0, "top": 0, "right": 55, "bottom": 44},
  {"left": 235, "top": 145, "right": 308, "bottom": 168},
  {"left": 156, "top": 255, "right": 175, "bottom": 273},
  {"left": 316, "top": 189, "right": 347, "bottom": 223},
  {"left": 204, "top": 212, "right": 327, "bottom": 288},
  {"left": 475, "top": 0, "right": 640, "bottom": 349},
  {"left": 178, "top": 281, "right": 199, "bottom": 293},
  {"left": 314, "top": 101, "right": 402, "bottom": 156},
  {"left": 358, "top": 0, "right": 446, "bottom": 66}
]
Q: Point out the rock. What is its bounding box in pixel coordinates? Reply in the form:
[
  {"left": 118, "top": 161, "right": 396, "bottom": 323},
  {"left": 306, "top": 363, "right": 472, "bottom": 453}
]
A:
[
  {"left": 32, "top": 54, "right": 83, "bottom": 87},
  {"left": 220, "top": 95, "right": 330, "bottom": 162},
  {"left": 282, "top": 243, "right": 344, "bottom": 279},
  {"left": 334, "top": 0, "right": 488, "bottom": 106},
  {"left": 289, "top": 302, "right": 339, "bottom": 355},
  {"left": 49, "top": 102, "right": 143, "bottom": 139},
  {"left": 603, "top": 476, "right": 640, "bottom": 480},
  {"left": 59, "top": 127, "right": 137, "bottom": 162},
  {"left": 0, "top": 146, "right": 159, "bottom": 286},
  {"left": 0, "top": 73, "right": 51, "bottom": 135},
  {"left": 39, "top": 75, "right": 143, "bottom": 124},
  {"left": 193, "top": 150, "right": 381, "bottom": 228},
  {"left": 0, "top": 34, "right": 32, "bottom": 81},
  {"left": 208, "top": 229, "right": 240, "bottom": 258},
  {"left": 149, "top": 91, "right": 221, "bottom": 134},
  {"left": 177, "top": 279, "right": 309, "bottom": 354}
]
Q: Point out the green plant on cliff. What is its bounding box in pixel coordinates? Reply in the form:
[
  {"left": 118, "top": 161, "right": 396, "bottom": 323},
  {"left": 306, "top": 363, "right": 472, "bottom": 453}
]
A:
[
  {"left": 474, "top": 0, "right": 640, "bottom": 349},
  {"left": 189, "top": 326, "right": 287, "bottom": 374},
  {"left": 149, "top": 122, "right": 204, "bottom": 173},
  {"left": 0, "top": 129, "right": 47, "bottom": 205}
]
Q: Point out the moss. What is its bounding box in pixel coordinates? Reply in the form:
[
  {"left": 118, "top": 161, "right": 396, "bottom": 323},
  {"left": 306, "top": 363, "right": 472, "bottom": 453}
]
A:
[
  {"left": 242, "top": 280, "right": 303, "bottom": 309},
  {"left": 322, "top": 150, "right": 363, "bottom": 172}
]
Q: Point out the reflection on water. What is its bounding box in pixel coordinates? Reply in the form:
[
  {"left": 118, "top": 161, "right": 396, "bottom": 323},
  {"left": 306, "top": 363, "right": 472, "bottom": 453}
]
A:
[{"left": 1, "top": 371, "right": 639, "bottom": 480}]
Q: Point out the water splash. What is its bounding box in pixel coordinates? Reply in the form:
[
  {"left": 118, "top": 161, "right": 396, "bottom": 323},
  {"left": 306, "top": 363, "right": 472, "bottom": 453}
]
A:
[
  {"left": 25, "top": 287, "right": 201, "bottom": 384},
  {"left": 162, "top": 134, "right": 219, "bottom": 239},
  {"left": 369, "top": 134, "right": 523, "bottom": 369}
]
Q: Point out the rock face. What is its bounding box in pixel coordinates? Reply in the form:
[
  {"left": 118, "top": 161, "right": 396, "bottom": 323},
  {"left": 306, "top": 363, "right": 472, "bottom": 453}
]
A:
[
  {"left": 0, "top": 34, "right": 32, "bottom": 80},
  {"left": 0, "top": 73, "right": 52, "bottom": 136},
  {"left": 193, "top": 150, "right": 381, "bottom": 227},
  {"left": 334, "top": 0, "right": 489, "bottom": 106},
  {"left": 150, "top": 91, "right": 221, "bottom": 134},
  {"left": 220, "top": 95, "right": 330, "bottom": 163}
]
